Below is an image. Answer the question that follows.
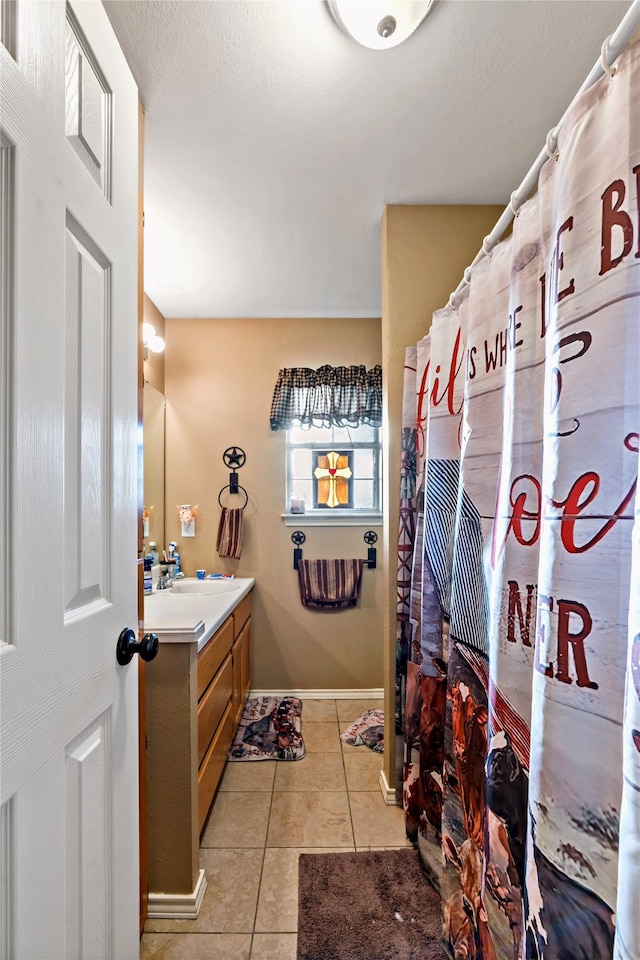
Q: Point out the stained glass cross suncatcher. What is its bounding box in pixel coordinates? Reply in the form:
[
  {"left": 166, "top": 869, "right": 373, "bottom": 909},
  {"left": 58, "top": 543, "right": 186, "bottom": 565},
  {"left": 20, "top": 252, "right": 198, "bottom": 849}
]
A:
[{"left": 313, "top": 450, "right": 353, "bottom": 508}]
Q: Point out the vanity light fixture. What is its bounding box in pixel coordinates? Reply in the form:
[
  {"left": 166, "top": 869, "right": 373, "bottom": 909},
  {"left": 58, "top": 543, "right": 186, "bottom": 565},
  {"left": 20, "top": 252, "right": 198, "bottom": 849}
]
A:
[
  {"left": 327, "top": 0, "right": 434, "bottom": 50},
  {"left": 142, "top": 322, "right": 165, "bottom": 360}
]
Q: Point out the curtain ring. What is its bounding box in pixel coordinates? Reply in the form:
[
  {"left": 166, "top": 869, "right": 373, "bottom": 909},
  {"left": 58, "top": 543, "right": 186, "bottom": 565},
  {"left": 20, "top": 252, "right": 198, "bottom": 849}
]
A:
[
  {"left": 545, "top": 128, "right": 559, "bottom": 162},
  {"left": 509, "top": 191, "right": 520, "bottom": 218},
  {"left": 600, "top": 35, "right": 616, "bottom": 78},
  {"left": 482, "top": 235, "right": 493, "bottom": 258}
]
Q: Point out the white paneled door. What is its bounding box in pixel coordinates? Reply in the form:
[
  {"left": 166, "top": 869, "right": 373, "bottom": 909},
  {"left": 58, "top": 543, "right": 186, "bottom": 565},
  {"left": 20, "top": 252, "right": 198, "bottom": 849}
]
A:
[{"left": 0, "top": 2, "right": 139, "bottom": 958}]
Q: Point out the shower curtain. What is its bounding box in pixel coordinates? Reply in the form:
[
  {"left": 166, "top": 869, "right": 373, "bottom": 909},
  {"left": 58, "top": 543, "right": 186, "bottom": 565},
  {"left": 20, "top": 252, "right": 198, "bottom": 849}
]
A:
[{"left": 401, "top": 38, "right": 640, "bottom": 960}]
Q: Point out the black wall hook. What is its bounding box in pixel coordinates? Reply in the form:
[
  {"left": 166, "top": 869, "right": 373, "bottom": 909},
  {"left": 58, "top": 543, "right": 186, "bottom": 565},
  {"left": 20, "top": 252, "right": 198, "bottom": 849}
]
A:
[
  {"left": 292, "top": 530, "right": 306, "bottom": 570},
  {"left": 223, "top": 446, "right": 246, "bottom": 493},
  {"left": 219, "top": 447, "right": 248, "bottom": 506},
  {"left": 364, "top": 530, "right": 377, "bottom": 569}
]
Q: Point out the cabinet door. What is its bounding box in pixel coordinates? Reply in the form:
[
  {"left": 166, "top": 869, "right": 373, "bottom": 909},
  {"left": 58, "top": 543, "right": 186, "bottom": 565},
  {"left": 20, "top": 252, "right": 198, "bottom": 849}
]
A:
[
  {"left": 232, "top": 633, "right": 243, "bottom": 725},
  {"left": 232, "top": 617, "right": 252, "bottom": 725},
  {"left": 241, "top": 617, "right": 252, "bottom": 705}
]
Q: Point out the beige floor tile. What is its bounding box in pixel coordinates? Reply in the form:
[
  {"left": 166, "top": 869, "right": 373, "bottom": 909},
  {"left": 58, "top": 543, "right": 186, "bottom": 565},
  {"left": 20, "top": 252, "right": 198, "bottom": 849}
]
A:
[
  {"left": 145, "top": 849, "right": 264, "bottom": 935},
  {"left": 140, "top": 933, "right": 174, "bottom": 959},
  {"left": 250, "top": 933, "right": 297, "bottom": 960},
  {"left": 336, "top": 698, "right": 383, "bottom": 723},
  {"left": 254, "top": 846, "right": 353, "bottom": 934},
  {"left": 201, "top": 791, "right": 271, "bottom": 847},
  {"left": 254, "top": 847, "right": 300, "bottom": 932},
  {"left": 301, "top": 720, "right": 341, "bottom": 752},
  {"left": 218, "top": 761, "right": 276, "bottom": 792},
  {"left": 143, "top": 932, "right": 251, "bottom": 959},
  {"left": 273, "top": 752, "right": 346, "bottom": 792},
  {"left": 348, "top": 791, "right": 412, "bottom": 848},
  {"left": 267, "top": 791, "right": 354, "bottom": 847},
  {"left": 343, "top": 750, "right": 383, "bottom": 791},
  {"left": 300, "top": 698, "right": 337, "bottom": 721}
]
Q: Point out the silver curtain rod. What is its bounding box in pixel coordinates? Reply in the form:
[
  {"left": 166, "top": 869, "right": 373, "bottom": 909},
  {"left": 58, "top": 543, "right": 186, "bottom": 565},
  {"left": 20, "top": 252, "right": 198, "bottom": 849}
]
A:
[{"left": 449, "top": 0, "right": 640, "bottom": 307}]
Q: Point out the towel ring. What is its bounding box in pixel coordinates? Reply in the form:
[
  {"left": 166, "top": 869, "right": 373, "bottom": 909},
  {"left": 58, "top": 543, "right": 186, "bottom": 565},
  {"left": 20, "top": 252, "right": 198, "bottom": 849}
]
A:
[{"left": 218, "top": 484, "right": 248, "bottom": 509}]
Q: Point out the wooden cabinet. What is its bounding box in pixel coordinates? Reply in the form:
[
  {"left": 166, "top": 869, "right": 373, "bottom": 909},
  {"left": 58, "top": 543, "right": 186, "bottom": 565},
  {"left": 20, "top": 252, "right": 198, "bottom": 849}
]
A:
[
  {"left": 145, "top": 588, "right": 253, "bottom": 911},
  {"left": 197, "top": 594, "right": 252, "bottom": 829}
]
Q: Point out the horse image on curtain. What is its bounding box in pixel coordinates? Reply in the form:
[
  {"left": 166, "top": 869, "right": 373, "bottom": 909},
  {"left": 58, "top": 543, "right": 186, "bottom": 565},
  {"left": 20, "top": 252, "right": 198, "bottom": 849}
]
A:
[{"left": 402, "top": 37, "right": 640, "bottom": 960}]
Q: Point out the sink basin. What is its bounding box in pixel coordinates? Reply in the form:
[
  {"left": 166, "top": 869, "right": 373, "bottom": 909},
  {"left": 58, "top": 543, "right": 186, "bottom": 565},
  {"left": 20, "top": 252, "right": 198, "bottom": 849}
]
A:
[{"left": 169, "top": 578, "right": 240, "bottom": 596}]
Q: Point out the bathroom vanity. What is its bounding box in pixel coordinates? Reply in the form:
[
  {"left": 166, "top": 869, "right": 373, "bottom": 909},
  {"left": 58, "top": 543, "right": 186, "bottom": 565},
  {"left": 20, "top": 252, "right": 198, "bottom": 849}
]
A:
[{"left": 143, "top": 577, "right": 254, "bottom": 917}]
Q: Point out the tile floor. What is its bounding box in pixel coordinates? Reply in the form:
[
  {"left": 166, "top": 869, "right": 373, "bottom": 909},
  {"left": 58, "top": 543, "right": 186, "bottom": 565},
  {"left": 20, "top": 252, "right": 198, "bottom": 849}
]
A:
[{"left": 141, "top": 698, "right": 411, "bottom": 959}]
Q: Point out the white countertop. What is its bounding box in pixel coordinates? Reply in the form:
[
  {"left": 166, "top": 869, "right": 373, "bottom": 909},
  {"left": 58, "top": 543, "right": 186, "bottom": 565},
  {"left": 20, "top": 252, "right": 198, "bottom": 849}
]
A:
[{"left": 144, "top": 577, "right": 255, "bottom": 653}]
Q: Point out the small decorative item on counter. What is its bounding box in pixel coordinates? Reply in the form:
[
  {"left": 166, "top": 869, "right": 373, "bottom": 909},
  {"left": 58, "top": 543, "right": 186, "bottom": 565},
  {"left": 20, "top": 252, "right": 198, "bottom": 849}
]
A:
[
  {"left": 196, "top": 569, "right": 206, "bottom": 580},
  {"left": 290, "top": 494, "right": 306, "bottom": 514},
  {"left": 144, "top": 557, "right": 153, "bottom": 595},
  {"left": 168, "top": 541, "right": 181, "bottom": 574},
  {"left": 178, "top": 504, "right": 197, "bottom": 537}
]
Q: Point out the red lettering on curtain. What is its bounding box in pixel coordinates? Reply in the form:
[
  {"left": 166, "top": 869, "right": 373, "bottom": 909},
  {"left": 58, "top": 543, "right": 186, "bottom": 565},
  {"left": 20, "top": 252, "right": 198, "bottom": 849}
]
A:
[
  {"left": 416, "top": 359, "right": 430, "bottom": 459},
  {"left": 555, "top": 217, "right": 576, "bottom": 302},
  {"left": 492, "top": 434, "right": 638, "bottom": 563},
  {"left": 600, "top": 175, "right": 636, "bottom": 275},
  {"left": 507, "top": 580, "right": 535, "bottom": 646},
  {"left": 430, "top": 328, "right": 464, "bottom": 417},
  {"left": 550, "top": 433, "right": 639, "bottom": 553},
  {"left": 556, "top": 600, "right": 597, "bottom": 688}
]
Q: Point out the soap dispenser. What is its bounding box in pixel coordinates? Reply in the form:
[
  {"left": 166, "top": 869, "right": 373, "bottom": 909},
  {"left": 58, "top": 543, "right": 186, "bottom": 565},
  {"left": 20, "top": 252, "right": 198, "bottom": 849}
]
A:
[
  {"left": 169, "top": 541, "right": 181, "bottom": 575},
  {"left": 143, "top": 557, "right": 153, "bottom": 595}
]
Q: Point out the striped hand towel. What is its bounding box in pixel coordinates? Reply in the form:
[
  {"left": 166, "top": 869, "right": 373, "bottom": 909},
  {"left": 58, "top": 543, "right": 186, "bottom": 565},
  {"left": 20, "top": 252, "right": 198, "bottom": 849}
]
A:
[
  {"left": 297, "top": 559, "right": 363, "bottom": 610},
  {"left": 216, "top": 507, "right": 243, "bottom": 559}
]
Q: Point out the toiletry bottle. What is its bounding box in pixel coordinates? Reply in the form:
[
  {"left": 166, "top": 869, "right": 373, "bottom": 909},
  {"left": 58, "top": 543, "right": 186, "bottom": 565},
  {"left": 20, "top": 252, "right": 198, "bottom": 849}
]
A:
[
  {"left": 173, "top": 546, "right": 181, "bottom": 575},
  {"left": 149, "top": 541, "right": 158, "bottom": 565},
  {"left": 143, "top": 557, "right": 153, "bottom": 595}
]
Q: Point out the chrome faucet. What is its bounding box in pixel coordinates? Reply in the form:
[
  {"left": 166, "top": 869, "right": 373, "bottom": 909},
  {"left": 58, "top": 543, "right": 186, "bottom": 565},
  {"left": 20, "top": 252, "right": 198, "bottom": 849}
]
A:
[{"left": 156, "top": 568, "right": 186, "bottom": 590}]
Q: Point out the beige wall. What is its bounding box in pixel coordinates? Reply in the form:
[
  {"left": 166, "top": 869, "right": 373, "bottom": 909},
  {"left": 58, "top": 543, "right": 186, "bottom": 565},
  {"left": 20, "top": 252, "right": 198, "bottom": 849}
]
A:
[
  {"left": 163, "top": 317, "right": 384, "bottom": 691},
  {"left": 380, "top": 203, "right": 504, "bottom": 789},
  {"left": 143, "top": 294, "right": 165, "bottom": 393},
  {"left": 151, "top": 204, "right": 504, "bottom": 726}
]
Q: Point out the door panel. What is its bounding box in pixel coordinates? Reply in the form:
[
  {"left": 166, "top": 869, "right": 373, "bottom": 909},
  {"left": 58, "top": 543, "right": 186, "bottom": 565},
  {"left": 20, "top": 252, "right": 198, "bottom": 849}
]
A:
[
  {"left": 65, "top": 10, "right": 111, "bottom": 195},
  {"left": 0, "top": 2, "right": 139, "bottom": 957},
  {"left": 64, "top": 218, "right": 109, "bottom": 613},
  {"left": 65, "top": 713, "right": 111, "bottom": 958}
]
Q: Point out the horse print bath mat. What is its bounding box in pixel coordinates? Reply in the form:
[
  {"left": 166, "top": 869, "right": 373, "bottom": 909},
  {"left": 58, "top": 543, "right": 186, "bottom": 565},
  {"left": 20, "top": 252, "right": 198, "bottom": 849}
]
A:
[
  {"left": 228, "top": 696, "right": 306, "bottom": 761},
  {"left": 340, "top": 708, "right": 384, "bottom": 753}
]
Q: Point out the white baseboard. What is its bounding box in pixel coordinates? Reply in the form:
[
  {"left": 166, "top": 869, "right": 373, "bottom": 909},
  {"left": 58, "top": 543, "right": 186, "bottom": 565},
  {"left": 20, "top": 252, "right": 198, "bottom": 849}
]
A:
[
  {"left": 250, "top": 688, "right": 383, "bottom": 700},
  {"left": 379, "top": 769, "right": 398, "bottom": 806},
  {"left": 147, "top": 868, "right": 207, "bottom": 919}
]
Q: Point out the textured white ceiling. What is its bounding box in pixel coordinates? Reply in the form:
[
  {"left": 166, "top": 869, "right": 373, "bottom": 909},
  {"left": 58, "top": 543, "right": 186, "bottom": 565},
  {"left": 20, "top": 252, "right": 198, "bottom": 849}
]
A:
[{"left": 104, "top": 0, "right": 632, "bottom": 319}]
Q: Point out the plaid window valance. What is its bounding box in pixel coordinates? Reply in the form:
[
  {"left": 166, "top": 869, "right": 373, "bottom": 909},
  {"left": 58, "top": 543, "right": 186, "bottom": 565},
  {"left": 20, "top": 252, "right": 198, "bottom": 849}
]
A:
[{"left": 269, "top": 364, "right": 383, "bottom": 431}]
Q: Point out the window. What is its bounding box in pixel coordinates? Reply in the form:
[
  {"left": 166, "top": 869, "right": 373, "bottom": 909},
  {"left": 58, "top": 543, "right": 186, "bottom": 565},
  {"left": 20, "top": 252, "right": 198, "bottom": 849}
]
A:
[
  {"left": 270, "top": 364, "right": 383, "bottom": 525},
  {"left": 286, "top": 423, "right": 382, "bottom": 519}
]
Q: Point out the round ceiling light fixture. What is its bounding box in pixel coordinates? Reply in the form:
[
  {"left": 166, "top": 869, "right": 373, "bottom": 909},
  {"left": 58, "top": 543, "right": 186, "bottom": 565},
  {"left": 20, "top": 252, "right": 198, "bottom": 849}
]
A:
[{"left": 327, "top": 1, "right": 434, "bottom": 50}]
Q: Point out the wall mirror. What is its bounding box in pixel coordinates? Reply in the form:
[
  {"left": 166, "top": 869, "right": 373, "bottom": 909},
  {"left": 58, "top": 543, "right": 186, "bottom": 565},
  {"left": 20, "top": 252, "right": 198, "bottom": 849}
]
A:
[{"left": 143, "top": 382, "right": 165, "bottom": 555}]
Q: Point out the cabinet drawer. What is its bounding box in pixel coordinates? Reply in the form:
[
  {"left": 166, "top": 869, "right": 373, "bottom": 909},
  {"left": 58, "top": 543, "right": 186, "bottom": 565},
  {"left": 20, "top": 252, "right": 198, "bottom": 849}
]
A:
[
  {"left": 198, "top": 700, "right": 234, "bottom": 834},
  {"left": 233, "top": 591, "right": 252, "bottom": 636},
  {"left": 197, "top": 616, "right": 234, "bottom": 700},
  {"left": 198, "top": 653, "right": 233, "bottom": 766}
]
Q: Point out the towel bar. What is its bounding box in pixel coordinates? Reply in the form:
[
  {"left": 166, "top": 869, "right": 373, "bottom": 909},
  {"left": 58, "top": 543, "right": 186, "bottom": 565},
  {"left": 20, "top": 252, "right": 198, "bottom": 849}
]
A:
[{"left": 291, "top": 530, "right": 377, "bottom": 570}]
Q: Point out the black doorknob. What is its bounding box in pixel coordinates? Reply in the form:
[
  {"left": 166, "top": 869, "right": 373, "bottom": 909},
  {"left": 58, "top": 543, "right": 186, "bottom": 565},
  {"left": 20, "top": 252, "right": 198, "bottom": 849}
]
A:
[{"left": 116, "top": 627, "right": 159, "bottom": 666}]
